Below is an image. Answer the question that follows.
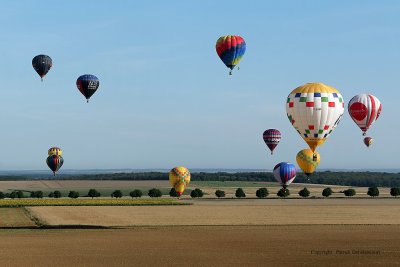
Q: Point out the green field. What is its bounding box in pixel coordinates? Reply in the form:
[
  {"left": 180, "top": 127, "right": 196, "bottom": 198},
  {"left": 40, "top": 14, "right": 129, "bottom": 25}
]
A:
[{"left": 0, "top": 198, "right": 188, "bottom": 207}]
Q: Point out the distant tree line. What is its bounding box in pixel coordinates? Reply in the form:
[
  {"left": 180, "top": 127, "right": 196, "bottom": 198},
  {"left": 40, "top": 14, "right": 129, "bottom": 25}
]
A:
[{"left": 1, "top": 171, "right": 399, "bottom": 187}]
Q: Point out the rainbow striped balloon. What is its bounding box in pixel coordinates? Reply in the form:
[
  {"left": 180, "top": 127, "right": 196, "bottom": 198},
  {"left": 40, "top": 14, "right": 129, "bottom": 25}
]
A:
[
  {"left": 46, "top": 155, "right": 64, "bottom": 176},
  {"left": 216, "top": 35, "right": 246, "bottom": 74}
]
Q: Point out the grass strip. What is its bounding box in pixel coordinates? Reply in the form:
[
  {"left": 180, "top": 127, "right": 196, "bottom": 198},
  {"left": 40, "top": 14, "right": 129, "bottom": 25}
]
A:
[{"left": 0, "top": 198, "right": 190, "bottom": 207}]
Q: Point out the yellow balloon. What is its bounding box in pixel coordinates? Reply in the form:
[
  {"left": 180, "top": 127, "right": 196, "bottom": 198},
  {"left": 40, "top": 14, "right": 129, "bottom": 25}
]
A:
[
  {"left": 48, "top": 147, "right": 62, "bottom": 156},
  {"left": 169, "top": 166, "right": 191, "bottom": 196},
  {"left": 296, "top": 149, "right": 320, "bottom": 176}
]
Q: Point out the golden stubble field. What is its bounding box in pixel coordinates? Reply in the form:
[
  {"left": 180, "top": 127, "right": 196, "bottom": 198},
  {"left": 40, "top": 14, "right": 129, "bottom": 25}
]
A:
[{"left": 27, "top": 198, "right": 400, "bottom": 226}]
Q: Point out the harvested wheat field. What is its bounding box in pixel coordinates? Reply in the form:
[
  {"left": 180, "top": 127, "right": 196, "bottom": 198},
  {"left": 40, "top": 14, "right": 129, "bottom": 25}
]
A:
[
  {"left": 0, "top": 225, "right": 399, "bottom": 267},
  {"left": 28, "top": 198, "right": 400, "bottom": 227},
  {"left": 0, "top": 208, "right": 36, "bottom": 228}
]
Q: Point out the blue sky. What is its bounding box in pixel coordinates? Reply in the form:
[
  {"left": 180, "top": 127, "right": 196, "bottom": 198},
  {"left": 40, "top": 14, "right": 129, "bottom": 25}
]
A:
[{"left": 0, "top": 1, "right": 398, "bottom": 170}]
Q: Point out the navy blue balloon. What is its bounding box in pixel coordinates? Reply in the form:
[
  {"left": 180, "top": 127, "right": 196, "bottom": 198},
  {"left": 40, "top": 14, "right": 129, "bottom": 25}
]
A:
[{"left": 76, "top": 74, "right": 99, "bottom": 103}]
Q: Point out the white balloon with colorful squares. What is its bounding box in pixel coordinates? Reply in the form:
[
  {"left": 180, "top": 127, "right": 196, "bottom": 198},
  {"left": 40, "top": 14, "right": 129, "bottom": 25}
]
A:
[{"left": 286, "top": 82, "right": 345, "bottom": 156}]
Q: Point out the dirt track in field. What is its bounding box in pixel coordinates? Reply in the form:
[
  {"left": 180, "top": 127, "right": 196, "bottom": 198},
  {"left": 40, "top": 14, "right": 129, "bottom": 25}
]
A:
[
  {"left": 28, "top": 198, "right": 400, "bottom": 227},
  {"left": 0, "top": 225, "right": 398, "bottom": 267}
]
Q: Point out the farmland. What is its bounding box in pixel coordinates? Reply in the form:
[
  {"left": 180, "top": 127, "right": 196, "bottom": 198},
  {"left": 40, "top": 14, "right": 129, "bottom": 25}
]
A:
[
  {"left": 0, "top": 208, "right": 36, "bottom": 228},
  {"left": 0, "top": 180, "right": 400, "bottom": 266},
  {"left": 0, "top": 225, "right": 398, "bottom": 266}
]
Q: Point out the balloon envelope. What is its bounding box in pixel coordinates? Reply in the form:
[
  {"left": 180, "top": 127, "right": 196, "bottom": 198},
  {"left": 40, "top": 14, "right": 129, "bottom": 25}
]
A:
[
  {"left": 364, "top": 137, "right": 373, "bottom": 147},
  {"left": 48, "top": 147, "right": 62, "bottom": 157},
  {"left": 296, "top": 149, "right": 320, "bottom": 177},
  {"left": 348, "top": 94, "right": 382, "bottom": 135},
  {"left": 76, "top": 74, "right": 99, "bottom": 102},
  {"left": 32, "top": 55, "right": 52, "bottom": 80},
  {"left": 273, "top": 162, "right": 296, "bottom": 187},
  {"left": 169, "top": 166, "right": 191, "bottom": 196},
  {"left": 46, "top": 155, "right": 63, "bottom": 175},
  {"left": 263, "top": 129, "right": 281, "bottom": 154},
  {"left": 216, "top": 35, "right": 246, "bottom": 73},
  {"left": 286, "top": 82, "right": 345, "bottom": 152}
]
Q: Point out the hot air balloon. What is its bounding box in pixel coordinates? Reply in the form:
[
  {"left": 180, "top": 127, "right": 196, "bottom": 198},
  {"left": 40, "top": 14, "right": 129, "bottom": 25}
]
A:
[
  {"left": 286, "top": 82, "right": 344, "bottom": 160},
  {"left": 215, "top": 35, "right": 246, "bottom": 75},
  {"left": 169, "top": 166, "right": 191, "bottom": 197},
  {"left": 273, "top": 162, "right": 296, "bottom": 188},
  {"left": 364, "top": 137, "right": 373, "bottom": 148},
  {"left": 296, "top": 149, "right": 320, "bottom": 178},
  {"left": 263, "top": 129, "right": 281, "bottom": 155},
  {"left": 46, "top": 155, "right": 64, "bottom": 176},
  {"left": 48, "top": 147, "right": 62, "bottom": 157},
  {"left": 348, "top": 94, "right": 382, "bottom": 136},
  {"left": 76, "top": 74, "right": 99, "bottom": 103},
  {"left": 32, "top": 55, "right": 52, "bottom": 81}
]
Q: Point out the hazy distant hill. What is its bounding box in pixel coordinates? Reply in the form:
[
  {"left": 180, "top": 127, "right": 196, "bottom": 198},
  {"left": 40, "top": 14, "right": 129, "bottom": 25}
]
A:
[{"left": 0, "top": 168, "right": 399, "bottom": 176}]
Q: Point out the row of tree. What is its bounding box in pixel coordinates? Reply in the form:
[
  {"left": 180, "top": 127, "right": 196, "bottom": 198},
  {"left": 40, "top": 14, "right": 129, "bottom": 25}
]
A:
[
  {"left": 1, "top": 187, "right": 399, "bottom": 199},
  {"left": 0, "top": 189, "right": 159, "bottom": 199},
  {"left": 229, "top": 187, "right": 400, "bottom": 198}
]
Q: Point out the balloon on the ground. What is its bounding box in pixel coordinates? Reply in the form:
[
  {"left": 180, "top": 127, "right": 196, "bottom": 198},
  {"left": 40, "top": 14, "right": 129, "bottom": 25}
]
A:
[
  {"left": 169, "top": 166, "right": 191, "bottom": 196},
  {"left": 215, "top": 35, "right": 246, "bottom": 75},
  {"left": 348, "top": 94, "right": 382, "bottom": 136},
  {"left": 32, "top": 55, "right": 52, "bottom": 81},
  {"left": 48, "top": 147, "right": 62, "bottom": 157},
  {"left": 262, "top": 129, "right": 281, "bottom": 155},
  {"left": 364, "top": 137, "right": 373, "bottom": 147},
  {"left": 286, "top": 82, "right": 345, "bottom": 153},
  {"left": 46, "top": 155, "right": 64, "bottom": 176},
  {"left": 296, "top": 149, "right": 320, "bottom": 177},
  {"left": 273, "top": 162, "right": 296, "bottom": 188},
  {"left": 76, "top": 74, "right": 99, "bottom": 103}
]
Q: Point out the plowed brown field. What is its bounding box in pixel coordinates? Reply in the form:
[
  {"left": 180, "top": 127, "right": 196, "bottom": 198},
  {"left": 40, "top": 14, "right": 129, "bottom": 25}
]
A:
[{"left": 0, "top": 226, "right": 399, "bottom": 267}]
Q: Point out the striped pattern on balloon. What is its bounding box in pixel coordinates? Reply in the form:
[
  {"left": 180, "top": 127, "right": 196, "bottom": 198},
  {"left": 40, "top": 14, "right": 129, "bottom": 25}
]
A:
[
  {"left": 273, "top": 162, "right": 296, "bottom": 189},
  {"left": 348, "top": 94, "right": 382, "bottom": 136},
  {"left": 46, "top": 154, "right": 64, "bottom": 176},
  {"left": 263, "top": 129, "right": 281, "bottom": 155}
]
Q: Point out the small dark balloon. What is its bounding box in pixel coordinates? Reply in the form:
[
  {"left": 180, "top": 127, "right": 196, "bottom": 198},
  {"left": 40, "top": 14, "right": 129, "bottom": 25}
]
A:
[
  {"left": 364, "top": 137, "right": 373, "bottom": 147},
  {"left": 32, "top": 55, "right": 52, "bottom": 81},
  {"left": 76, "top": 74, "right": 99, "bottom": 102}
]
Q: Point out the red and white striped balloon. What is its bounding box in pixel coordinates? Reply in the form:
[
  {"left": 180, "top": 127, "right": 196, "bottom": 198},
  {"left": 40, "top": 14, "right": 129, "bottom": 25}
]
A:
[{"left": 348, "top": 94, "right": 382, "bottom": 135}]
